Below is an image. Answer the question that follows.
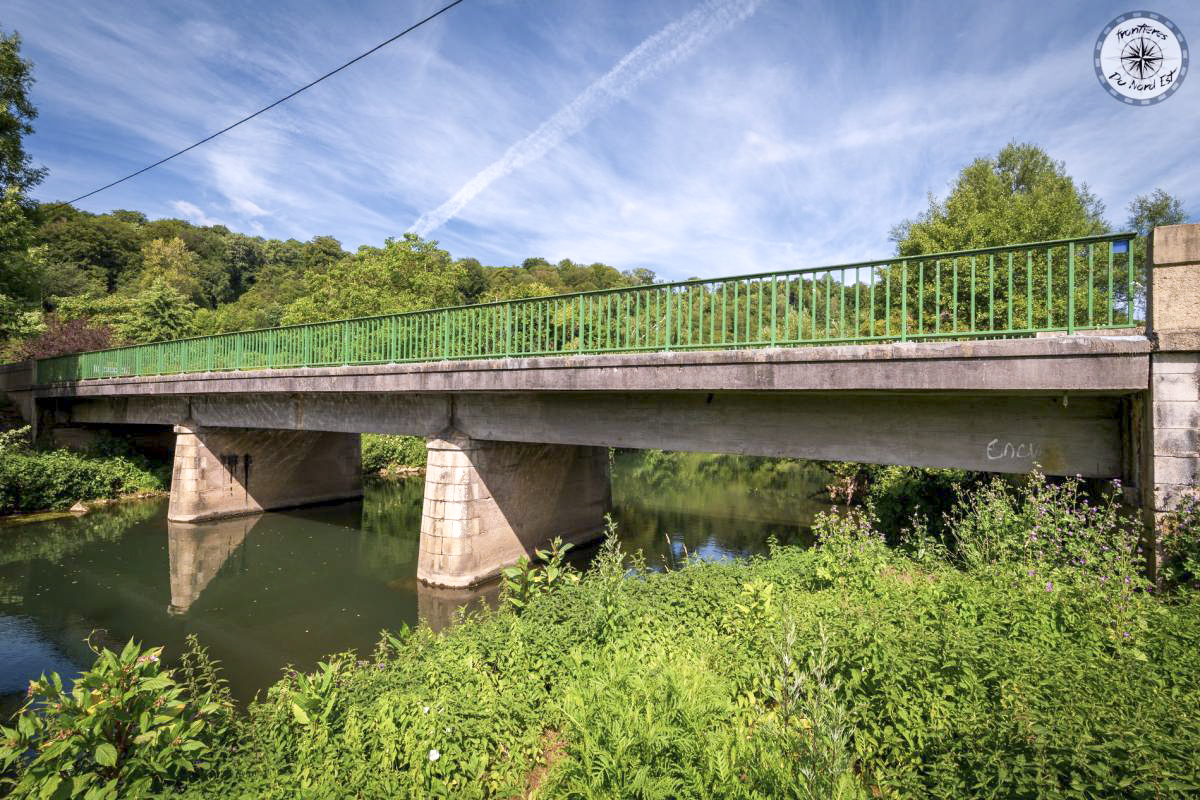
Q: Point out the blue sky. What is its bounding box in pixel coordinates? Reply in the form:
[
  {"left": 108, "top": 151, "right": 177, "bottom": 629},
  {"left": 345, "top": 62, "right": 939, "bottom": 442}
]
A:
[{"left": 5, "top": 0, "right": 1198, "bottom": 280}]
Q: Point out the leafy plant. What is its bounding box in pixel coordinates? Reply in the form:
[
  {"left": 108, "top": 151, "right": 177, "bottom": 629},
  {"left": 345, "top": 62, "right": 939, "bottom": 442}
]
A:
[
  {"left": 0, "top": 636, "right": 228, "bottom": 799},
  {"left": 500, "top": 536, "right": 579, "bottom": 613}
]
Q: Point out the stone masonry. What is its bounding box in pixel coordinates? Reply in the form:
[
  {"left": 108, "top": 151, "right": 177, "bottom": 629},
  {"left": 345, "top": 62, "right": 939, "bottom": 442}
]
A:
[
  {"left": 417, "top": 432, "right": 610, "bottom": 587},
  {"left": 168, "top": 425, "right": 362, "bottom": 523},
  {"left": 1147, "top": 223, "right": 1200, "bottom": 577}
]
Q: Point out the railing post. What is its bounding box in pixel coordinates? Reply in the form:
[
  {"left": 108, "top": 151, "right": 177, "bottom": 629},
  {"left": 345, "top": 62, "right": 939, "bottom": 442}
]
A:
[
  {"left": 505, "top": 304, "right": 512, "bottom": 357},
  {"left": 900, "top": 261, "right": 908, "bottom": 342},
  {"left": 577, "top": 295, "right": 584, "bottom": 352},
  {"left": 1067, "top": 241, "right": 1076, "bottom": 334},
  {"left": 342, "top": 322, "right": 350, "bottom": 365},
  {"left": 664, "top": 287, "right": 673, "bottom": 352},
  {"left": 442, "top": 311, "right": 450, "bottom": 358}
]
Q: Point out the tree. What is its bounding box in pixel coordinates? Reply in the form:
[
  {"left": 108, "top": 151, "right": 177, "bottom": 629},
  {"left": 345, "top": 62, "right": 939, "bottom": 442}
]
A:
[
  {"left": 14, "top": 315, "right": 110, "bottom": 359},
  {"left": 280, "top": 234, "right": 463, "bottom": 324},
  {"left": 0, "top": 28, "right": 45, "bottom": 194},
  {"left": 1127, "top": 189, "right": 1186, "bottom": 236},
  {"left": 1126, "top": 188, "right": 1187, "bottom": 306},
  {"left": 137, "top": 236, "right": 204, "bottom": 305},
  {"left": 892, "top": 142, "right": 1108, "bottom": 255}
]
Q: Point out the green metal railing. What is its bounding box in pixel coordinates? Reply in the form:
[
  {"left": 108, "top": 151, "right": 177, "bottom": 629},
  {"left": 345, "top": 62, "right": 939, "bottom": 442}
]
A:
[{"left": 34, "top": 233, "right": 1140, "bottom": 385}]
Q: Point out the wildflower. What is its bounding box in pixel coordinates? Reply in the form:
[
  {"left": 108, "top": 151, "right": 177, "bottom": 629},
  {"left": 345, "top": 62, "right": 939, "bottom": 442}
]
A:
[
  {"left": 423, "top": 706, "right": 430, "bottom": 714},
  {"left": 428, "top": 748, "right": 440, "bottom": 762},
  {"left": 1045, "top": 581, "right": 1054, "bottom": 592}
]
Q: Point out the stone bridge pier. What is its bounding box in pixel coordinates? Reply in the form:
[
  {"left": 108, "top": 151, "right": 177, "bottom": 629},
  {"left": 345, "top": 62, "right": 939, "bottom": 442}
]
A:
[{"left": 417, "top": 434, "right": 610, "bottom": 587}]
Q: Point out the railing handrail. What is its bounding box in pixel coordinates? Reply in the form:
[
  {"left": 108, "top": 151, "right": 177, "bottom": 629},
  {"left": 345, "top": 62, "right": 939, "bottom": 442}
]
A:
[
  {"left": 32, "top": 231, "right": 1142, "bottom": 385},
  {"left": 34, "top": 232, "right": 1137, "bottom": 361}
]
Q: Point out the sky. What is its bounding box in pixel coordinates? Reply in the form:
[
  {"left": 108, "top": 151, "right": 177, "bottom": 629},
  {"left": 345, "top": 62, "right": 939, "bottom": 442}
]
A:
[{"left": 4, "top": 0, "right": 1199, "bottom": 280}]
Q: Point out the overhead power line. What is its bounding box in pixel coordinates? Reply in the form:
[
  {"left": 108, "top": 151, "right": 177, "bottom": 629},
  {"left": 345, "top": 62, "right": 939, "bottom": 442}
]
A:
[{"left": 66, "top": 0, "right": 467, "bottom": 205}]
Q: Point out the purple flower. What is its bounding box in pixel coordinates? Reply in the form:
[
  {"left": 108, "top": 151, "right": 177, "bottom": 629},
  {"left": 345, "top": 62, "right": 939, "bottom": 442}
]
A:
[{"left": 1045, "top": 581, "right": 1054, "bottom": 592}]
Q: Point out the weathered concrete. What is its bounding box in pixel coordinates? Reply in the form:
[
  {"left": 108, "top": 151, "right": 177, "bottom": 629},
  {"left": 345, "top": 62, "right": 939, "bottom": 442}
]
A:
[
  {"left": 32, "top": 336, "right": 1151, "bottom": 399},
  {"left": 167, "top": 425, "right": 362, "bottom": 522},
  {"left": 168, "top": 516, "right": 258, "bottom": 614},
  {"left": 418, "top": 433, "right": 610, "bottom": 587},
  {"left": 1145, "top": 223, "right": 1200, "bottom": 578},
  {"left": 0, "top": 360, "right": 34, "bottom": 433}
]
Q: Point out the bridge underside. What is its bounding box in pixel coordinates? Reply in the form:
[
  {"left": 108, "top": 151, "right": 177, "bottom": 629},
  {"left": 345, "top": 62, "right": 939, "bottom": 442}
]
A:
[{"left": 61, "top": 389, "right": 1129, "bottom": 477}]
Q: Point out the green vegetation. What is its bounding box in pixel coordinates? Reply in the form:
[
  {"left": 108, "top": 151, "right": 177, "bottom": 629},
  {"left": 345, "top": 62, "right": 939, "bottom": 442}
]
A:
[
  {"left": 361, "top": 434, "right": 428, "bottom": 474},
  {"left": 0, "top": 635, "right": 232, "bottom": 799},
  {"left": 0, "top": 427, "right": 166, "bottom": 515},
  {"left": 4, "top": 473, "right": 1199, "bottom": 798}
]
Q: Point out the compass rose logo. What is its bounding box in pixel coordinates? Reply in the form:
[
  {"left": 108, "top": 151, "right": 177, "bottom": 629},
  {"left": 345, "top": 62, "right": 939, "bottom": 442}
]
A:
[{"left": 1095, "top": 11, "right": 1188, "bottom": 105}]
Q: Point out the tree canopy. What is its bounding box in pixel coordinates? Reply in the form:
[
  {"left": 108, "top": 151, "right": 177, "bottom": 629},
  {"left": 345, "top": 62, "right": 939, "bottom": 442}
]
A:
[{"left": 891, "top": 143, "right": 1110, "bottom": 255}]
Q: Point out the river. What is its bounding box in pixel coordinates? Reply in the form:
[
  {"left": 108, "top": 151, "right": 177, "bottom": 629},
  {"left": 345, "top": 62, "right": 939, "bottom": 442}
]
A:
[{"left": 0, "top": 452, "right": 829, "bottom": 708}]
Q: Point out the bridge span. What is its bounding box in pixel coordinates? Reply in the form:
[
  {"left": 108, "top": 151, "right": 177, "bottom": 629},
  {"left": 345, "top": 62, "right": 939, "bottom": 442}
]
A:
[{"left": 3, "top": 225, "right": 1198, "bottom": 586}]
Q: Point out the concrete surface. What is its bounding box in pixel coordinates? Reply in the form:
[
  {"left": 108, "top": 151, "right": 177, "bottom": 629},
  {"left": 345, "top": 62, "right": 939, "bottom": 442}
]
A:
[
  {"left": 167, "top": 425, "right": 362, "bottom": 522},
  {"left": 417, "top": 433, "right": 610, "bottom": 587}
]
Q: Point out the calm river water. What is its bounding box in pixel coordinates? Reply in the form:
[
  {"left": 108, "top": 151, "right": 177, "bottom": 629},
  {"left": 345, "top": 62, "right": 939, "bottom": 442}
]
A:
[{"left": 0, "top": 452, "right": 828, "bottom": 707}]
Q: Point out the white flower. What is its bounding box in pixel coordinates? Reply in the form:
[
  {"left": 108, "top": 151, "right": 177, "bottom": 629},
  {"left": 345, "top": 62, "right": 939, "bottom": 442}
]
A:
[
  {"left": 428, "top": 748, "right": 440, "bottom": 762},
  {"left": 422, "top": 706, "right": 430, "bottom": 714}
]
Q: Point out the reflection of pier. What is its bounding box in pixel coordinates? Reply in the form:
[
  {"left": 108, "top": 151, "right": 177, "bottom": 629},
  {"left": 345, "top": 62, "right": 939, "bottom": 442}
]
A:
[
  {"left": 416, "top": 581, "right": 501, "bottom": 632},
  {"left": 168, "top": 517, "right": 258, "bottom": 615}
]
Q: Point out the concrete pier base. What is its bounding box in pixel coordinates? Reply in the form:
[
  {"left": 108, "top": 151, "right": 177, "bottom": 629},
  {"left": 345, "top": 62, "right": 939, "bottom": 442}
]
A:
[
  {"left": 417, "top": 432, "right": 610, "bottom": 588},
  {"left": 167, "top": 425, "right": 362, "bottom": 522}
]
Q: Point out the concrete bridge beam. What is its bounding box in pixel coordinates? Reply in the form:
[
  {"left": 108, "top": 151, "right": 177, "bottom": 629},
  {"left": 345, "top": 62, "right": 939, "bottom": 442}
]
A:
[
  {"left": 417, "top": 432, "right": 610, "bottom": 588},
  {"left": 167, "top": 425, "right": 362, "bottom": 523}
]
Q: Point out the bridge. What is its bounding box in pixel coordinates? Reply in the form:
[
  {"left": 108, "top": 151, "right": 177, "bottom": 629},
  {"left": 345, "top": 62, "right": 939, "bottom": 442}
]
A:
[{"left": 4, "top": 225, "right": 1198, "bottom": 587}]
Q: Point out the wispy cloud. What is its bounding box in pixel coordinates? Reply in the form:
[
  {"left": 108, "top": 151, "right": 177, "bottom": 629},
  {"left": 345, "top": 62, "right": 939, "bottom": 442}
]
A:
[
  {"left": 408, "top": 0, "right": 765, "bottom": 238},
  {"left": 170, "top": 200, "right": 222, "bottom": 227}
]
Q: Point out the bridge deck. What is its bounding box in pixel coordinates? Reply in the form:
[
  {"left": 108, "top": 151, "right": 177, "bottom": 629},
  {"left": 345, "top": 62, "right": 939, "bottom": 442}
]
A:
[{"left": 30, "top": 335, "right": 1150, "bottom": 399}]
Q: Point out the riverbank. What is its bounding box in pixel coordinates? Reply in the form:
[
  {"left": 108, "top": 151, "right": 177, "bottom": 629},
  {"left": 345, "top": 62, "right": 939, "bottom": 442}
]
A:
[
  {"left": 0, "top": 427, "right": 168, "bottom": 517},
  {"left": 3, "top": 473, "right": 1197, "bottom": 798}
]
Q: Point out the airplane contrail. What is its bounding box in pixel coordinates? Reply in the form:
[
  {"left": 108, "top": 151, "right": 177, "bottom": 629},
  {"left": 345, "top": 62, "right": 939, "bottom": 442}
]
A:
[{"left": 409, "top": 0, "right": 765, "bottom": 238}]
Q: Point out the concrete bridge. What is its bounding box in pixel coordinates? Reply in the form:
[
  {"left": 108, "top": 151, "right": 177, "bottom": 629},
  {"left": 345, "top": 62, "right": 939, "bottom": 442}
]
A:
[{"left": 4, "top": 226, "right": 1199, "bottom": 586}]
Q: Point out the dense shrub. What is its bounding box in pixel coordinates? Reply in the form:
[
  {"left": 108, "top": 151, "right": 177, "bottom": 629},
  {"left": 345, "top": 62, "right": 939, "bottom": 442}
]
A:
[
  {"left": 361, "top": 434, "right": 426, "bottom": 473},
  {"left": 0, "top": 427, "right": 165, "bottom": 514}
]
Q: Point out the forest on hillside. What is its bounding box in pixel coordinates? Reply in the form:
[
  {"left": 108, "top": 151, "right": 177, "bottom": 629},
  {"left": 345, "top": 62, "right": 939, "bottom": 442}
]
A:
[{"left": 0, "top": 198, "right": 658, "bottom": 361}]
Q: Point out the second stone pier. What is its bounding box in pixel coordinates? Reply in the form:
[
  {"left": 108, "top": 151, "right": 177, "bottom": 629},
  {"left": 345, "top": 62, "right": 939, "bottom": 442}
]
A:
[{"left": 417, "top": 432, "right": 611, "bottom": 588}]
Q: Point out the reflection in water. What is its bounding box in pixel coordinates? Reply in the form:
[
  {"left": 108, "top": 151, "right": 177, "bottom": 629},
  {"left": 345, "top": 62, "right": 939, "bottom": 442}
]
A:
[
  {"left": 168, "top": 517, "right": 257, "bottom": 615},
  {"left": 1, "top": 452, "right": 830, "bottom": 704}
]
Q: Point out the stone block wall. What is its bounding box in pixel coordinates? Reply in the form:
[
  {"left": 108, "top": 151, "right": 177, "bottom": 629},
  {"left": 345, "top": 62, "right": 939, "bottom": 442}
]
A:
[
  {"left": 168, "top": 425, "right": 362, "bottom": 522},
  {"left": 1147, "top": 223, "right": 1200, "bottom": 578},
  {"left": 417, "top": 432, "right": 610, "bottom": 588}
]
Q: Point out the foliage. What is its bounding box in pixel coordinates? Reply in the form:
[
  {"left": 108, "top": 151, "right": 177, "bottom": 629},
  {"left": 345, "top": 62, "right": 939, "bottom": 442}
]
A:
[
  {"left": 0, "top": 424, "right": 30, "bottom": 454},
  {"left": 0, "top": 636, "right": 230, "bottom": 799},
  {"left": 0, "top": 28, "right": 45, "bottom": 194},
  {"left": 891, "top": 142, "right": 1108, "bottom": 254},
  {"left": 1161, "top": 491, "right": 1200, "bottom": 589},
  {"left": 280, "top": 234, "right": 465, "bottom": 324},
  {"left": 13, "top": 313, "right": 112, "bottom": 359},
  {"left": 360, "top": 434, "right": 427, "bottom": 473},
  {"left": 500, "top": 536, "right": 580, "bottom": 613},
  {"left": 71, "top": 475, "right": 1182, "bottom": 799},
  {"left": 0, "top": 445, "right": 164, "bottom": 514},
  {"left": 947, "top": 471, "right": 1142, "bottom": 584}
]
